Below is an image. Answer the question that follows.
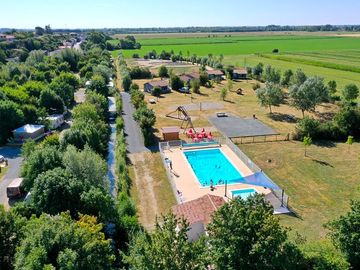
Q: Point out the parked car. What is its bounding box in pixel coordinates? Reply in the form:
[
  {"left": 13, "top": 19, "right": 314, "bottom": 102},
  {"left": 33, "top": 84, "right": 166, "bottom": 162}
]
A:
[
  {"left": 179, "top": 86, "right": 190, "bottom": 93},
  {"left": 7, "top": 178, "right": 24, "bottom": 198}
]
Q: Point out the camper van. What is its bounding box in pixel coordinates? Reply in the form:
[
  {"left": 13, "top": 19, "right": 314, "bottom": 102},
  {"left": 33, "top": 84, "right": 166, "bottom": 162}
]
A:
[{"left": 7, "top": 178, "right": 23, "bottom": 198}]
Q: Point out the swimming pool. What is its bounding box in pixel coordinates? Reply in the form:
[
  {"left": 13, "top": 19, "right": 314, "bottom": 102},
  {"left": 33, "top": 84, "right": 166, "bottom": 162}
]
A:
[
  {"left": 184, "top": 148, "right": 243, "bottom": 187},
  {"left": 231, "top": 188, "right": 257, "bottom": 199}
]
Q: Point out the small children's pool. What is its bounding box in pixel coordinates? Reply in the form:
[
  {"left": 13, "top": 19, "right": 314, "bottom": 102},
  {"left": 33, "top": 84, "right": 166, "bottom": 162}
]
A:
[
  {"left": 184, "top": 148, "right": 243, "bottom": 187},
  {"left": 231, "top": 188, "right": 257, "bottom": 199}
]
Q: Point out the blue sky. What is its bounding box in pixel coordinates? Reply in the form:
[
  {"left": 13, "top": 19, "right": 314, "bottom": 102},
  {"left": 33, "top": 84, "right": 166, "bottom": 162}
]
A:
[{"left": 1, "top": 0, "right": 359, "bottom": 29}]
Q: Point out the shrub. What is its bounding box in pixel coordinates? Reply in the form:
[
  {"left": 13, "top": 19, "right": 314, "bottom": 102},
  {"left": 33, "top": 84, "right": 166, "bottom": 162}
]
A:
[
  {"left": 252, "top": 82, "right": 261, "bottom": 91},
  {"left": 129, "top": 66, "right": 152, "bottom": 79},
  {"left": 295, "top": 116, "right": 320, "bottom": 140},
  {"left": 191, "top": 78, "right": 201, "bottom": 94},
  {"left": 170, "top": 75, "right": 184, "bottom": 91}
]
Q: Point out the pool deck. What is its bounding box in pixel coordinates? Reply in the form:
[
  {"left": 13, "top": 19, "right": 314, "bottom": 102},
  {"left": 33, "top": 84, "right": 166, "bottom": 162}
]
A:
[{"left": 163, "top": 145, "right": 272, "bottom": 203}]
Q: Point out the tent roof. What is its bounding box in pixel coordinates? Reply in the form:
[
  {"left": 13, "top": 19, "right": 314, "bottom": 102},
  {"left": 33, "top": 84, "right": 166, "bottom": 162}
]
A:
[{"left": 241, "top": 172, "right": 280, "bottom": 190}]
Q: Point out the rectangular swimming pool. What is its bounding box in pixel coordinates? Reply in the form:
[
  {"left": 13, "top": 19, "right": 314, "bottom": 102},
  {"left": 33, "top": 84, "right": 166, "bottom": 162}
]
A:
[
  {"left": 184, "top": 148, "right": 243, "bottom": 187},
  {"left": 231, "top": 188, "right": 257, "bottom": 199}
]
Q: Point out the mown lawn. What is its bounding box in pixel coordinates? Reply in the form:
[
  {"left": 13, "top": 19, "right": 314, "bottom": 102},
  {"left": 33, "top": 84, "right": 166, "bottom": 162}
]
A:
[{"left": 240, "top": 140, "right": 360, "bottom": 241}]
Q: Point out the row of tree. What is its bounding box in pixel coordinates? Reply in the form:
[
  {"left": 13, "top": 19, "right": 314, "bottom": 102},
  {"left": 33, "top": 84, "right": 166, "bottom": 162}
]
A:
[{"left": 122, "top": 194, "right": 360, "bottom": 269}]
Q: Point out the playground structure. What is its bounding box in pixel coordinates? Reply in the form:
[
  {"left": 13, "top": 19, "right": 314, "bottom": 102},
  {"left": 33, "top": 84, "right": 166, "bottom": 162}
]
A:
[{"left": 166, "top": 106, "right": 196, "bottom": 134}]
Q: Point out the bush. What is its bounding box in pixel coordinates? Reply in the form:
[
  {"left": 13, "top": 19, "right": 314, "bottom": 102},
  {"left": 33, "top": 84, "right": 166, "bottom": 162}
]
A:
[
  {"left": 252, "top": 82, "right": 261, "bottom": 91},
  {"left": 158, "top": 65, "right": 168, "bottom": 78},
  {"left": 170, "top": 75, "right": 184, "bottom": 91},
  {"left": 191, "top": 78, "right": 201, "bottom": 94},
  {"left": 129, "top": 66, "right": 152, "bottom": 79},
  {"left": 295, "top": 116, "right": 320, "bottom": 140}
]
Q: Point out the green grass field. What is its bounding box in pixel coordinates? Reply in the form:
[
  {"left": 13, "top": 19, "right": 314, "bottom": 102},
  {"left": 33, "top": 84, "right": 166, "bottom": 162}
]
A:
[
  {"left": 240, "top": 141, "right": 360, "bottom": 241},
  {"left": 111, "top": 34, "right": 360, "bottom": 90},
  {"left": 113, "top": 35, "right": 360, "bottom": 58}
]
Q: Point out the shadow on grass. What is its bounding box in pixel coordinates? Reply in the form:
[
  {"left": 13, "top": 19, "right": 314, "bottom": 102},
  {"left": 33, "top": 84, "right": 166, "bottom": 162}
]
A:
[
  {"left": 283, "top": 209, "right": 303, "bottom": 220},
  {"left": 268, "top": 112, "right": 298, "bottom": 123},
  {"left": 311, "top": 158, "right": 334, "bottom": 168},
  {"left": 312, "top": 140, "right": 336, "bottom": 148},
  {"left": 224, "top": 99, "right": 235, "bottom": 104}
]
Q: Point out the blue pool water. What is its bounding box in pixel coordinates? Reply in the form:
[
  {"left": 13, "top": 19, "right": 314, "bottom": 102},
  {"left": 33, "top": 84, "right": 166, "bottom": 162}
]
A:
[
  {"left": 184, "top": 148, "right": 243, "bottom": 187},
  {"left": 231, "top": 188, "right": 257, "bottom": 199}
]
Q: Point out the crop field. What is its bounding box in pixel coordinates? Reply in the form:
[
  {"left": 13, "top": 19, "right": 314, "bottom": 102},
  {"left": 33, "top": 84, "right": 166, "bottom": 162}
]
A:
[
  {"left": 114, "top": 35, "right": 360, "bottom": 58},
  {"left": 111, "top": 33, "right": 360, "bottom": 90}
]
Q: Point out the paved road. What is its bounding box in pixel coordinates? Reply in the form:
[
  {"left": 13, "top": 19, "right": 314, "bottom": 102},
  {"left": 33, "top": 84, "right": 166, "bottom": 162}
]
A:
[
  {"left": 0, "top": 147, "right": 22, "bottom": 209},
  {"left": 120, "top": 92, "right": 149, "bottom": 153}
]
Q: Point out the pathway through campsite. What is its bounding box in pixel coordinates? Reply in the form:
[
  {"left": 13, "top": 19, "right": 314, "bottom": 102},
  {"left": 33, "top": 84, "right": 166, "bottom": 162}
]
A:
[{"left": 120, "top": 92, "right": 161, "bottom": 229}]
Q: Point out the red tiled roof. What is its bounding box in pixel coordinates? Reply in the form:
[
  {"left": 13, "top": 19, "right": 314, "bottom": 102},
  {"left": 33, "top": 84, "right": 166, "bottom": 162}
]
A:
[
  {"left": 146, "top": 80, "right": 169, "bottom": 87},
  {"left": 234, "top": 68, "right": 248, "bottom": 74},
  {"left": 189, "top": 72, "right": 200, "bottom": 79},
  {"left": 180, "top": 75, "right": 192, "bottom": 82},
  {"left": 172, "top": 194, "right": 226, "bottom": 225},
  {"left": 206, "top": 70, "right": 224, "bottom": 76}
]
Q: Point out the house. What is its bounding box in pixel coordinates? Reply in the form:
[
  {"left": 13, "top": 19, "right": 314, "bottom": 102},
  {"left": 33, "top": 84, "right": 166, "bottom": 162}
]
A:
[
  {"left": 233, "top": 68, "right": 248, "bottom": 80},
  {"left": 12, "top": 124, "right": 45, "bottom": 143},
  {"left": 161, "top": 126, "right": 180, "bottom": 141},
  {"left": 206, "top": 69, "right": 224, "bottom": 80},
  {"left": 179, "top": 72, "right": 200, "bottom": 84},
  {"left": 144, "top": 80, "right": 170, "bottom": 94},
  {"left": 46, "top": 114, "right": 64, "bottom": 129},
  {"left": 172, "top": 194, "right": 226, "bottom": 242},
  {"left": 0, "top": 34, "right": 15, "bottom": 42}
]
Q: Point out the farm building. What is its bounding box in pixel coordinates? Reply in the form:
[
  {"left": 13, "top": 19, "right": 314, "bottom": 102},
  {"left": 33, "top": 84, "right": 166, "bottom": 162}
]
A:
[
  {"left": 0, "top": 34, "right": 15, "bottom": 41},
  {"left": 12, "top": 124, "right": 45, "bottom": 143},
  {"left": 46, "top": 114, "right": 64, "bottom": 129},
  {"left": 172, "top": 194, "right": 226, "bottom": 242},
  {"left": 206, "top": 69, "right": 224, "bottom": 80},
  {"left": 233, "top": 68, "right": 248, "bottom": 79},
  {"left": 161, "top": 126, "right": 180, "bottom": 141},
  {"left": 144, "top": 80, "right": 170, "bottom": 94},
  {"left": 179, "top": 72, "right": 200, "bottom": 84}
]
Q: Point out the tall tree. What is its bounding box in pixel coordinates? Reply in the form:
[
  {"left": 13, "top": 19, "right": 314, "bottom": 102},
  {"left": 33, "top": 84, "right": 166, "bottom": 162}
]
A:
[
  {"left": 256, "top": 83, "right": 284, "bottom": 113},
  {"left": 21, "top": 145, "right": 63, "bottom": 191},
  {"left": 0, "top": 100, "right": 24, "bottom": 144},
  {"left": 124, "top": 213, "right": 207, "bottom": 270},
  {"left": 88, "top": 74, "right": 109, "bottom": 97},
  {"left": 14, "top": 213, "right": 115, "bottom": 269},
  {"left": 291, "top": 69, "right": 307, "bottom": 86},
  {"left": 289, "top": 77, "right": 328, "bottom": 117},
  {"left": 0, "top": 206, "right": 25, "bottom": 270},
  {"left": 263, "top": 65, "right": 281, "bottom": 84},
  {"left": 326, "top": 200, "right": 360, "bottom": 269},
  {"left": 281, "top": 69, "right": 293, "bottom": 87},
  {"left": 170, "top": 75, "right": 184, "bottom": 91},
  {"left": 158, "top": 65, "right": 169, "bottom": 78},
  {"left": 342, "top": 84, "right": 359, "bottom": 103},
  {"left": 207, "top": 195, "right": 305, "bottom": 270}
]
